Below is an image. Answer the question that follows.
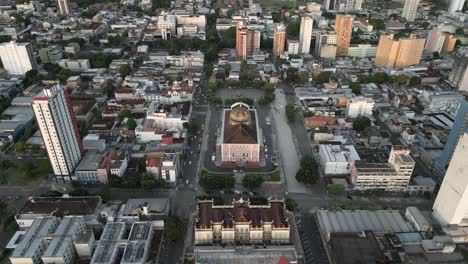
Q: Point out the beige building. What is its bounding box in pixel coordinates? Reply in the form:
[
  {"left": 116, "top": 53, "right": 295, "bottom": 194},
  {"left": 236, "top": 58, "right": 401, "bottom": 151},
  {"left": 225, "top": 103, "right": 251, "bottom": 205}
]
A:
[
  {"left": 194, "top": 199, "right": 290, "bottom": 245},
  {"left": 335, "top": 14, "right": 354, "bottom": 57},
  {"left": 442, "top": 34, "right": 457, "bottom": 53},
  {"left": 273, "top": 24, "right": 286, "bottom": 56},
  {"left": 351, "top": 147, "right": 415, "bottom": 191},
  {"left": 218, "top": 102, "right": 261, "bottom": 168},
  {"left": 375, "top": 34, "right": 425, "bottom": 68}
]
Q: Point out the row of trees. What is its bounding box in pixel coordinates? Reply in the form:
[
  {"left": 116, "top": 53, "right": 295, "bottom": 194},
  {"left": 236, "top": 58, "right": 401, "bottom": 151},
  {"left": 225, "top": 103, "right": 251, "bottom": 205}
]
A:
[{"left": 199, "top": 171, "right": 235, "bottom": 190}]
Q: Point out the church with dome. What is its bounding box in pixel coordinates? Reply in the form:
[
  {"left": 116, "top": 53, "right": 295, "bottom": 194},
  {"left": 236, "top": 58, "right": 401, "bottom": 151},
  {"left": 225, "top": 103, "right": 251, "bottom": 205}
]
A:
[{"left": 217, "top": 102, "right": 262, "bottom": 168}]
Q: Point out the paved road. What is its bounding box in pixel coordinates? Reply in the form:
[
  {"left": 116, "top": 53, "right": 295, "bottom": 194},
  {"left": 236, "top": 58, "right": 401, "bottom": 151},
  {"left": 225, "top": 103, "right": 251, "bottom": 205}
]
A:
[{"left": 272, "top": 89, "right": 308, "bottom": 194}]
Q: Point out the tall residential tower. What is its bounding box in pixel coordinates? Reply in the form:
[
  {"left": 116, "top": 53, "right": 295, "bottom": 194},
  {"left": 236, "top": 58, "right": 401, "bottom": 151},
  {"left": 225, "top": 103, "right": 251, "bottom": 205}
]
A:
[
  {"left": 448, "top": 0, "right": 466, "bottom": 13},
  {"left": 32, "top": 85, "right": 84, "bottom": 180},
  {"left": 375, "top": 34, "right": 425, "bottom": 68},
  {"left": 235, "top": 21, "right": 260, "bottom": 60},
  {"left": 0, "top": 41, "right": 36, "bottom": 75},
  {"left": 335, "top": 14, "right": 354, "bottom": 57},
  {"left": 299, "top": 14, "right": 313, "bottom": 54},
  {"left": 273, "top": 23, "right": 286, "bottom": 56},
  {"left": 402, "top": 0, "right": 420, "bottom": 22}
]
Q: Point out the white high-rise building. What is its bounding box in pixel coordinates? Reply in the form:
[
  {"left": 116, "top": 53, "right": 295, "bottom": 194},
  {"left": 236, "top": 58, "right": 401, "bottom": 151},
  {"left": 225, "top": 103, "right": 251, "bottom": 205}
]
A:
[
  {"left": 402, "top": 0, "right": 420, "bottom": 22},
  {"left": 433, "top": 132, "right": 468, "bottom": 226},
  {"left": 448, "top": 0, "right": 466, "bottom": 13},
  {"left": 32, "top": 85, "right": 84, "bottom": 180},
  {"left": 0, "top": 41, "right": 36, "bottom": 75},
  {"left": 315, "top": 31, "right": 337, "bottom": 59},
  {"left": 57, "top": 0, "right": 70, "bottom": 15},
  {"left": 299, "top": 14, "right": 313, "bottom": 54},
  {"left": 425, "top": 28, "right": 446, "bottom": 53}
]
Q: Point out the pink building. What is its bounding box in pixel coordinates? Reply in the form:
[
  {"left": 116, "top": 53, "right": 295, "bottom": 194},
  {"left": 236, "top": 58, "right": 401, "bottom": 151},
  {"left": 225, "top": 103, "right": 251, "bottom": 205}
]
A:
[{"left": 218, "top": 103, "right": 261, "bottom": 168}]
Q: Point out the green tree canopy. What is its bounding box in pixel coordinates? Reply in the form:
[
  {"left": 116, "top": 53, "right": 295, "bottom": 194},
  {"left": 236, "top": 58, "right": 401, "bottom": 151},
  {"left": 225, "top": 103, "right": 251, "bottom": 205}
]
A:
[
  {"left": 127, "top": 118, "right": 137, "bottom": 130},
  {"left": 242, "top": 174, "right": 264, "bottom": 189},
  {"left": 296, "top": 155, "right": 319, "bottom": 185},
  {"left": 350, "top": 83, "right": 362, "bottom": 95},
  {"left": 352, "top": 116, "right": 371, "bottom": 131}
]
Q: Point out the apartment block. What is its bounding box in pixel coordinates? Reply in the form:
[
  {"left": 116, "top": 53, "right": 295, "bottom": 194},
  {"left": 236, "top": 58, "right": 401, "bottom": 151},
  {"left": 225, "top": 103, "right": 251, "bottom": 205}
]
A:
[
  {"left": 335, "top": 15, "right": 354, "bottom": 57},
  {"left": 0, "top": 41, "right": 36, "bottom": 75},
  {"left": 375, "top": 34, "right": 425, "bottom": 68}
]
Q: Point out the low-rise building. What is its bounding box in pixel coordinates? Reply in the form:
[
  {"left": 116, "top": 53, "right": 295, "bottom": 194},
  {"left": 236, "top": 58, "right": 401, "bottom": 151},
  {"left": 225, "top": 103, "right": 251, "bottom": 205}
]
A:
[
  {"left": 319, "top": 144, "right": 361, "bottom": 176},
  {"left": 346, "top": 97, "right": 375, "bottom": 118},
  {"left": 58, "top": 59, "right": 91, "bottom": 72},
  {"left": 15, "top": 197, "right": 102, "bottom": 229},
  {"left": 161, "top": 153, "right": 178, "bottom": 183},
  {"left": 195, "top": 199, "right": 290, "bottom": 245},
  {"left": 75, "top": 151, "right": 104, "bottom": 184}
]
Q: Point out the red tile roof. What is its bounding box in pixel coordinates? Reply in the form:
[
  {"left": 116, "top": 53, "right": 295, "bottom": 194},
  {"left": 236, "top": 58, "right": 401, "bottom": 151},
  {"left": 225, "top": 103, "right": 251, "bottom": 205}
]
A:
[
  {"left": 146, "top": 158, "right": 161, "bottom": 168},
  {"left": 196, "top": 199, "right": 289, "bottom": 229}
]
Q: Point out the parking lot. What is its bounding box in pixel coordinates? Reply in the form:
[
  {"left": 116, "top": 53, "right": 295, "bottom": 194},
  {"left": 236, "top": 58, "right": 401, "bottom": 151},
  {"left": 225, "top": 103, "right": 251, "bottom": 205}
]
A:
[{"left": 297, "top": 213, "right": 329, "bottom": 264}]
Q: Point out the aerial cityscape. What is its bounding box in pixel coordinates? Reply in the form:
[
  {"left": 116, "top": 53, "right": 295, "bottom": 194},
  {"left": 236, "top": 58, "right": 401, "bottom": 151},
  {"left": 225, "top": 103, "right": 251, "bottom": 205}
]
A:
[{"left": 0, "top": 0, "right": 467, "bottom": 263}]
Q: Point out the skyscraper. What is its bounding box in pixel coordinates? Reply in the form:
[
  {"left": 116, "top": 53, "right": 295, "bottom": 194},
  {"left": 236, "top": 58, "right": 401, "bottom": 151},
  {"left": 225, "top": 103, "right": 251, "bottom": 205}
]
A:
[
  {"left": 433, "top": 132, "right": 468, "bottom": 226},
  {"left": 375, "top": 34, "right": 425, "bottom": 68},
  {"left": 335, "top": 14, "right": 354, "bottom": 57},
  {"left": 323, "top": 0, "right": 338, "bottom": 10},
  {"left": 32, "top": 85, "right": 84, "bottom": 181},
  {"left": 235, "top": 21, "right": 260, "bottom": 60},
  {"left": 0, "top": 41, "right": 36, "bottom": 75},
  {"left": 448, "top": 0, "right": 466, "bottom": 13},
  {"left": 299, "top": 14, "right": 313, "bottom": 54},
  {"left": 448, "top": 53, "right": 468, "bottom": 91},
  {"left": 434, "top": 100, "right": 468, "bottom": 180},
  {"left": 402, "top": 0, "right": 420, "bottom": 22},
  {"left": 273, "top": 24, "right": 286, "bottom": 56},
  {"left": 57, "top": 0, "right": 70, "bottom": 15}
]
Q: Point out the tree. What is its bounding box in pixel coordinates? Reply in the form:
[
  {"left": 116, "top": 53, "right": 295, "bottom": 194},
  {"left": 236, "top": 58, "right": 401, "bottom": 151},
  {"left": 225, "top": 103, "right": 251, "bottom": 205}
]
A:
[
  {"left": 410, "top": 76, "right": 421, "bottom": 86},
  {"left": 286, "top": 20, "right": 300, "bottom": 37},
  {"left": 295, "top": 155, "right": 319, "bottom": 185},
  {"left": 165, "top": 216, "right": 185, "bottom": 241},
  {"left": 350, "top": 83, "right": 361, "bottom": 95},
  {"left": 285, "top": 104, "right": 296, "bottom": 123},
  {"left": 0, "top": 35, "right": 12, "bottom": 43},
  {"left": 456, "top": 27, "right": 465, "bottom": 35},
  {"left": 224, "top": 63, "right": 232, "bottom": 74},
  {"left": 40, "top": 190, "right": 63, "bottom": 197},
  {"left": 298, "top": 71, "right": 309, "bottom": 83},
  {"left": 369, "top": 19, "right": 385, "bottom": 30},
  {"left": 352, "top": 116, "right": 371, "bottom": 132},
  {"left": 69, "top": 189, "right": 90, "bottom": 196},
  {"left": 200, "top": 172, "right": 234, "bottom": 190},
  {"left": 15, "top": 141, "right": 26, "bottom": 153},
  {"left": 120, "top": 109, "right": 132, "bottom": 118},
  {"left": 286, "top": 67, "right": 299, "bottom": 83},
  {"left": 260, "top": 36, "right": 273, "bottom": 49},
  {"left": 395, "top": 74, "right": 409, "bottom": 84},
  {"left": 373, "top": 72, "right": 390, "bottom": 84},
  {"left": 315, "top": 72, "right": 332, "bottom": 84},
  {"left": 432, "top": 51, "right": 440, "bottom": 59},
  {"left": 242, "top": 174, "right": 264, "bottom": 189},
  {"left": 24, "top": 69, "right": 40, "bottom": 87},
  {"left": 119, "top": 64, "right": 130, "bottom": 78},
  {"left": 285, "top": 197, "right": 298, "bottom": 211},
  {"left": 127, "top": 118, "right": 137, "bottom": 130}
]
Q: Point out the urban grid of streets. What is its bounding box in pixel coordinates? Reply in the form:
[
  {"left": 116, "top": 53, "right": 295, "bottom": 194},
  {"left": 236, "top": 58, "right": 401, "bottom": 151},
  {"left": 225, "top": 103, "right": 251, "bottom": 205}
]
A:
[{"left": 0, "top": 66, "right": 437, "bottom": 264}]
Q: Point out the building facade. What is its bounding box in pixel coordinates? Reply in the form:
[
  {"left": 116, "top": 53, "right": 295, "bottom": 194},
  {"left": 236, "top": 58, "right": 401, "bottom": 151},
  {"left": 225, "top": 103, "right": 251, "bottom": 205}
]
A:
[
  {"left": 218, "top": 103, "right": 261, "bottom": 167},
  {"left": 434, "top": 100, "right": 468, "bottom": 179},
  {"left": 315, "top": 31, "right": 337, "bottom": 59},
  {"left": 195, "top": 199, "right": 290, "bottom": 245},
  {"left": 236, "top": 21, "right": 260, "bottom": 60},
  {"left": 0, "top": 41, "right": 36, "bottom": 75},
  {"left": 335, "top": 15, "right": 354, "bottom": 57},
  {"left": 448, "top": 53, "right": 468, "bottom": 91},
  {"left": 32, "top": 85, "right": 84, "bottom": 180},
  {"left": 287, "top": 39, "right": 300, "bottom": 55},
  {"left": 299, "top": 14, "right": 313, "bottom": 54},
  {"left": 273, "top": 24, "right": 286, "bottom": 56},
  {"left": 402, "top": 0, "right": 420, "bottom": 22},
  {"left": 375, "top": 34, "right": 425, "bottom": 68},
  {"left": 346, "top": 97, "right": 375, "bottom": 118},
  {"left": 448, "top": 0, "right": 466, "bottom": 13},
  {"left": 433, "top": 132, "right": 468, "bottom": 226},
  {"left": 425, "top": 29, "right": 446, "bottom": 53},
  {"left": 57, "top": 0, "right": 70, "bottom": 15}
]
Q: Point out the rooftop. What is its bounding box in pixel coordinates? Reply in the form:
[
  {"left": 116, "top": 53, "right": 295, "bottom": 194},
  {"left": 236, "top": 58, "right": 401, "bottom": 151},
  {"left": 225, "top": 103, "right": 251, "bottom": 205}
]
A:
[
  {"left": 196, "top": 199, "right": 289, "bottom": 230},
  {"left": 19, "top": 196, "right": 101, "bottom": 216},
  {"left": 76, "top": 151, "right": 103, "bottom": 171}
]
